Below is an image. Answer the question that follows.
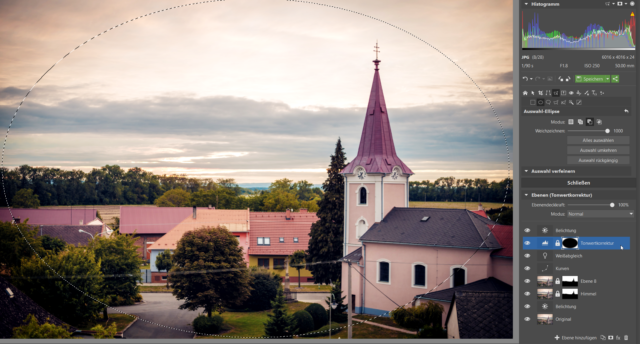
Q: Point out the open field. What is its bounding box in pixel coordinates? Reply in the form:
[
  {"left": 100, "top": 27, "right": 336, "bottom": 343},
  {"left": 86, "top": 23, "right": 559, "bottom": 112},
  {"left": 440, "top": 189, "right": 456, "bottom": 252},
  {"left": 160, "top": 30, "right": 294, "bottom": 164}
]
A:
[
  {"left": 139, "top": 285, "right": 173, "bottom": 293},
  {"left": 285, "top": 285, "right": 332, "bottom": 293},
  {"left": 409, "top": 201, "right": 511, "bottom": 210},
  {"left": 40, "top": 204, "right": 156, "bottom": 226}
]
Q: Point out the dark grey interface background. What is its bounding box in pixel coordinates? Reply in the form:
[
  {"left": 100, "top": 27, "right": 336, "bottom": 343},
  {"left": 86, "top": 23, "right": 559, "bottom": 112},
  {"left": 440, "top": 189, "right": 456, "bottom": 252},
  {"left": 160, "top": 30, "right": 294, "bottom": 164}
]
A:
[{"left": 516, "top": 0, "right": 638, "bottom": 343}]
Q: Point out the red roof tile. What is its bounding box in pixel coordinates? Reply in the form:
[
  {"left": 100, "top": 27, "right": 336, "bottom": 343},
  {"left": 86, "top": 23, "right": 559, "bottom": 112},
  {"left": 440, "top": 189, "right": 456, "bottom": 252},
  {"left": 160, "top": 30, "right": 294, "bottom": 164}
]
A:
[
  {"left": 341, "top": 58, "right": 412, "bottom": 175},
  {"left": 471, "top": 210, "right": 488, "bottom": 218},
  {"left": 490, "top": 224, "right": 513, "bottom": 258},
  {"left": 0, "top": 208, "right": 97, "bottom": 226},
  {"left": 119, "top": 206, "right": 191, "bottom": 234},
  {"left": 148, "top": 209, "right": 250, "bottom": 250},
  {"left": 248, "top": 212, "right": 318, "bottom": 255}
]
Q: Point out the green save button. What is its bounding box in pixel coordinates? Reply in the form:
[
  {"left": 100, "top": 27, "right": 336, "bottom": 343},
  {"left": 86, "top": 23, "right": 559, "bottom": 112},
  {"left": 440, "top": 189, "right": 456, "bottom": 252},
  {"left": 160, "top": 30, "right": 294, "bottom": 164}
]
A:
[{"left": 575, "top": 75, "right": 611, "bottom": 83}]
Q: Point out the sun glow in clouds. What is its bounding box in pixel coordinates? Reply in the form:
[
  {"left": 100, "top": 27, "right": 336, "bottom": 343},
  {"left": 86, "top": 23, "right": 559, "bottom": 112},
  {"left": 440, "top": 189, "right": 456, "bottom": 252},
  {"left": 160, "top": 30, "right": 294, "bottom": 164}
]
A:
[{"left": 158, "top": 152, "right": 250, "bottom": 163}]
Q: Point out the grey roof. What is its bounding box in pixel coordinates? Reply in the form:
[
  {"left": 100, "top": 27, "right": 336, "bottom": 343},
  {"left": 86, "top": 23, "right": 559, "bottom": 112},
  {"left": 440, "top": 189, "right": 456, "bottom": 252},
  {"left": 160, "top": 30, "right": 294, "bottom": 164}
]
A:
[
  {"left": 0, "top": 275, "right": 75, "bottom": 338},
  {"left": 416, "top": 277, "right": 512, "bottom": 303},
  {"left": 359, "top": 208, "right": 502, "bottom": 249},
  {"left": 38, "top": 225, "right": 103, "bottom": 246},
  {"left": 446, "top": 291, "right": 513, "bottom": 339},
  {"left": 340, "top": 247, "right": 362, "bottom": 263}
]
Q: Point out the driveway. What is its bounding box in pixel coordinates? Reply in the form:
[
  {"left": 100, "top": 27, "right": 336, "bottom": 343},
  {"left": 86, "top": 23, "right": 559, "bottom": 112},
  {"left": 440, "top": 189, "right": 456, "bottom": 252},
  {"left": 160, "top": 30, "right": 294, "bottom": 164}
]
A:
[
  {"left": 113, "top": 293, "right": 202, "bottom": 339},
  {"left": 297, "top": 292, "right": 330, "bottom": 307}
]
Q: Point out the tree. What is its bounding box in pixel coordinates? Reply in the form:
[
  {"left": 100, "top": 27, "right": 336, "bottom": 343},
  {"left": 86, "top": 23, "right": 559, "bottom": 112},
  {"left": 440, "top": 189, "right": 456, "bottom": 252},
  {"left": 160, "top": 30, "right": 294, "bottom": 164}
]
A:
[
  {"left": 325, "top": 280, "right": 348, "bottom": 323},
  {"left": 291, "top": 310, "right": 314, "bottom": 335},
  {"left": 170, "top": 226, "right": 251, "bottom": 317},
  {"left": 304, "top": 303, "right": 328, "bottom": 330},
  {"left": 263, "top": 288, "right": 293, "bottom": 337},
  {"left": 154, "top": 188, "right": 191, "bottom": 207},
  {"left": 307, "top": 138, "right": 346, "bottom": 284},
  {"left": 0, "top": 220, "right": 44, "bottom": 273},
  {"left": 262, "top": 190, "right": 300, "bottom": 212},
  {"left": 11, "top": 188, "right": 40, "bottom": 208},
  {"left": 12, "top": 246, "right": 104, "bottom": 326},
  {"left": 240, "top": 267, "right": 281, "bottom": 311},
  {"left": 12, "top": 314, "right": 72, "bottom": 339},
  {"left": 40, "top": 235, "right": 66, "bottom": 254},
  {"left": 87, "top": 233, "right": 143, "bottom": 320},
  {"left": 156, "top": 249, "right": 173, "bottom": 272},
  {"left": 289, "top": 250, "right": 306, "bottom": 288}
]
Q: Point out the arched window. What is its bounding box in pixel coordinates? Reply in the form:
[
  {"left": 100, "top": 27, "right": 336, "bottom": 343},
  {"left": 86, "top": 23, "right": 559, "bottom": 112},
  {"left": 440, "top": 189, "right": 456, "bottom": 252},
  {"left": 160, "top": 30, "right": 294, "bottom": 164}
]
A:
[
  {"left": 413, "top": 264, "right": 426, "bottom": 287},
  {"left": 452, "top": 267, "right": 466, "bottom": 287},
  {"left": 359, "top": 187, "right": 367, "bottom": 205},
  {"left": 357, "top": 219, "right": 367, "bottom": 238}
]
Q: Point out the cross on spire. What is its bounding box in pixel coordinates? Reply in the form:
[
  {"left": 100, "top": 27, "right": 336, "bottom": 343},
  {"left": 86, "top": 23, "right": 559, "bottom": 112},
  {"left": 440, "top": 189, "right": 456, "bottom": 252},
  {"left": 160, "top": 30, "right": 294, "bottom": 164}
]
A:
[{"left": 373, "top": 40, "right": 380, "bottom": 60}]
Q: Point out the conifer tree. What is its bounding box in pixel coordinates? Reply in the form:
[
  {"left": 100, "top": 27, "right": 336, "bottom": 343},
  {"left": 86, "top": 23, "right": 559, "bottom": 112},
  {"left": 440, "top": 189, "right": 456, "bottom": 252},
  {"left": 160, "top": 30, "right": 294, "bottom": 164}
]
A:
[
  {"left": 307, "top": 138, "right": 346, "bottom": 284},
  {"left": 263, "top": 288, "right": 292, "bottom": 337},
  {"left": 325, "top": 280, "right": 348, "bottom": 323}
]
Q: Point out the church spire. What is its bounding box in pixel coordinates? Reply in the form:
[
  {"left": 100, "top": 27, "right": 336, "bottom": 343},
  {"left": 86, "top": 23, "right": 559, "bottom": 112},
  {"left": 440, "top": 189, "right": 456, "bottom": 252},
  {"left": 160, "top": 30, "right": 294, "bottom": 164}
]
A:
[{"left": 341, "top": 44, "right": 413, "bottom": 176}]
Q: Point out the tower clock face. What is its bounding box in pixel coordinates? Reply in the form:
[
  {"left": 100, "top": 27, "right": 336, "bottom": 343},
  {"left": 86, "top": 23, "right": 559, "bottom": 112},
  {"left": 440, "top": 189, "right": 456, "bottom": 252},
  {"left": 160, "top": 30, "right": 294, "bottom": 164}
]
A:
[{"left": 356, "top": 168, "right": 366, "bottom": 180}]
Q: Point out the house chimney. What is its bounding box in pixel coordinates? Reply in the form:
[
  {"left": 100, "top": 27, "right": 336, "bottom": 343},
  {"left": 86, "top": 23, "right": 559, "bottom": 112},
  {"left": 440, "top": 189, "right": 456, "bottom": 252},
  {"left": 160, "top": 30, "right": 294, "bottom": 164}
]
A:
[
  {"left": 286, "top": 208, "right": 291, "bottom": 219},
  {"left": 193, "top": 206, "right": 197, "bottom": 219},
  {"left": 478, "top": 203, "right": 483, "bottom": 211},
  {"left": 79, "top": 220, "right": 83, "bottom": 225},
  {"left": 208, "top": 204, "right": 212, "bottom": 209}
]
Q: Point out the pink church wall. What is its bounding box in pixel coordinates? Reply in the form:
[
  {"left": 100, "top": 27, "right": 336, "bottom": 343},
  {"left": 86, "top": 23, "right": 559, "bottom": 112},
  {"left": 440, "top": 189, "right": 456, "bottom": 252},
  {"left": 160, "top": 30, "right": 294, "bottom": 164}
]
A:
[
  {"left": 347, "top": 183, "right": 376, "bottom": 246},
  {"left": 358, "top": 243, "right": 493, "bottom": 318},
  {"left": 491, "top": 257, "right": 513, "bottom": 285},
  {"left": 383, "top": 183, "right": 405, "bottom": 217}
]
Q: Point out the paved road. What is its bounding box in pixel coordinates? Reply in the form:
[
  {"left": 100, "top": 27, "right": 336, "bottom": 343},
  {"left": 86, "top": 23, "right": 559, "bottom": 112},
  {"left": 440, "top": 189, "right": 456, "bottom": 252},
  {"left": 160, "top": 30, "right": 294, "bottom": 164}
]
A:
[
  {"left": 114, "top": 293, "right": 202, "bottom": 339},
  {"left": 297, "top": 292, "right": 330, "bottom": 307}
]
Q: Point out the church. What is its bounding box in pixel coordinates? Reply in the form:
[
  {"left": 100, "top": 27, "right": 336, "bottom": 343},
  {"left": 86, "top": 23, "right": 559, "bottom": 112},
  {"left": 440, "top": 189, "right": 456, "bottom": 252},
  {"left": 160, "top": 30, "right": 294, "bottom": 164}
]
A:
[{"left": 338, "top": 52, "right": 513, "bottom": 329}]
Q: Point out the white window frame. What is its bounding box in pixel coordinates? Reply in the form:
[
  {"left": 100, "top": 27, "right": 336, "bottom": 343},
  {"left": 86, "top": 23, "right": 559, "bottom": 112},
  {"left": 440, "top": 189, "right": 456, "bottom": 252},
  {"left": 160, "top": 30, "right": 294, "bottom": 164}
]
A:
[
  {"left": 411, "top": 262, "right": 428, "bottom": 289},
  {"left": 161, "top": 275, "right": 167, "bottom": 280},
  {"left": 355, "top": 216, "right": 369, "bottom": 238},
  {"left": 293, "top": 237, "right": 299, "bottom": 243},
  {"left": 376, "top": 258, "right": 391, "bottom": 285},
  {"left": 258, "top": 237, "right": 271, "bottom": 246},
  {"left": 356, "top": 184, "right": 369, "bottom": 206},
  {"left": 257, "top": 237, "right": 264, "bottom": 245},
  {"left": 279, "top": 237, "right": 284, "bottom": 243},
  {"left": 450, "top": 265, "right": 468, "bottom": 288}
]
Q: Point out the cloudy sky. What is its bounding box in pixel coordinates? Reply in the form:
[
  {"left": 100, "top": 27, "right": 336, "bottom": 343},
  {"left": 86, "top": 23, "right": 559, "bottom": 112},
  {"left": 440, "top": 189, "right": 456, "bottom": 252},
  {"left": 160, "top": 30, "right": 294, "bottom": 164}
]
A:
[{"left": 0, "top": 0, "right": 513, "bottom": 184}]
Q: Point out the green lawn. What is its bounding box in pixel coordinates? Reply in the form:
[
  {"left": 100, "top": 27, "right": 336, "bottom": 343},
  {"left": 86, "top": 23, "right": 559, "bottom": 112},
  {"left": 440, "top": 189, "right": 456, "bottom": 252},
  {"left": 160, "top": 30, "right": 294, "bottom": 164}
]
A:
[
  {"left": 140, "top": 264, "right": 151, "bottom": 270},
  {"left": 139, "top": 285, "right": 173, "bottom": 293},
  {"left": 352, "top": 314, "right": 414, "bottom": 332},
  {"left": 197, "top": 303, "right": 415, "bottom": 339},
  {"left": 409, "top": 201, "right": 511, "bottom": 210},
  {"left": 285, "top": 285, "right": 332, "bottom": 292},
  {"left": 77, "top": 314, "right": 137, "bottom": 332}
]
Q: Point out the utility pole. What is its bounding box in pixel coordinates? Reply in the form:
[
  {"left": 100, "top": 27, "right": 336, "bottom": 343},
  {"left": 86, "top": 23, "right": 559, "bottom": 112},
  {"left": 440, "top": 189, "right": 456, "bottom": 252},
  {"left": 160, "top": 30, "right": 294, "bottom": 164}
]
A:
[{"left": 347, "top": 262, "right": 352, "bottom": 339}]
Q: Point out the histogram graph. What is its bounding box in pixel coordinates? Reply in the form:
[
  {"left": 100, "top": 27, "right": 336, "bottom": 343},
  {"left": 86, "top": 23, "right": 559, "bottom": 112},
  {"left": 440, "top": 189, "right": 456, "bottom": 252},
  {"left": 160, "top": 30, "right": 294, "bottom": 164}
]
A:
[{"left": 522, "top": 11, "right": 636, "bottom": 49}]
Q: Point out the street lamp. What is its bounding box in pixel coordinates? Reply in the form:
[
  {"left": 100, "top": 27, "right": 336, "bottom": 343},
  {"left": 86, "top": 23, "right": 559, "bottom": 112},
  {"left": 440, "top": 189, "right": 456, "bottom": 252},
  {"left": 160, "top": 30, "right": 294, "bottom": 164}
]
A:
[
  {"left": 79, "top": 229, "right": 112, "bottom": 239},
  {"left": 329, "top": 280, "right": 338, "bottom": 339},
  {"left": 78, "top": 229, "right": 94, "bottom": 239}
]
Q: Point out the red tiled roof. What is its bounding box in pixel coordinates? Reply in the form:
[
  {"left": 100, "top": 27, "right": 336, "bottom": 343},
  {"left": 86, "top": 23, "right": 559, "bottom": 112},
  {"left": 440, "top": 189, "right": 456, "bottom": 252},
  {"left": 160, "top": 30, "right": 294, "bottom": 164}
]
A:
[
  {"left": 148, "top": 209, "right": 250, "bottom": 250},
  {"left": 119, "top": 206, "right": 191, "bottom": 234},
  {"left": 0, "top": 208, "right": 97, "bottom": 226},
  {"left": 490, "top": 224, "right": 513, "bottom": 258},
  {"left": 341, "top": 59, "right": 412, "bottom": 175},
  {"left": 471, "top": 210, "right": 488, "bottom": 218},
  {"left": 248, "top": 211, "right": 318, "bottom": 255}
]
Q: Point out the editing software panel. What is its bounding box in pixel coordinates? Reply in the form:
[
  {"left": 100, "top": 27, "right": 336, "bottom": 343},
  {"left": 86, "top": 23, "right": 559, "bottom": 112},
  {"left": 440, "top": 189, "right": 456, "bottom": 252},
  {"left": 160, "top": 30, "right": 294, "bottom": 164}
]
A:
[{"left": 518, "top": 0, "right": 637, "bottom": 342}]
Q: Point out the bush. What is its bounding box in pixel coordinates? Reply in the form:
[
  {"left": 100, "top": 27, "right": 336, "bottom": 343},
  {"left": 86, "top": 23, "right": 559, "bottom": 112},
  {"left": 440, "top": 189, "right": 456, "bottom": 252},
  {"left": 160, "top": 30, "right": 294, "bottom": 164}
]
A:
[
  {"left": 291, "top": 310, "right": 315, "bottom": 335},
  {"left": 303, "top": 323, "right": 343, "bottom": 337},
  {"left": 390, "top": 301, "right": 444, "bottom": 330},
  {"left": 417, "top": 325, "right": 447, "bottom": 338},
  {"left": 239, "top": 267, "right": 280, "bottom": 311},
  {"left": 304, "top": 303, "right": 328, "bottom": 330},
  {"left": 192, "top": 315, "right": 224, "bottom": 335},
  {"left": 12, "top": 314, "right": 72, "bottom": 339},
  {"left": 91, "top": 322, "right": 118, "bottom": 339}
]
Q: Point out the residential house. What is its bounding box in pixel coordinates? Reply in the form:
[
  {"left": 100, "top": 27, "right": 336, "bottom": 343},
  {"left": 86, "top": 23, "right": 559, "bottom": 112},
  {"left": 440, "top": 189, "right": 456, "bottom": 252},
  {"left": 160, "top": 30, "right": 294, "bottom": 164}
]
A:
[
  {"left": 147, "top": 207, "right": 250, "bottom": 282},
  {"left": 249, "top": 209, "right": 318, "bottom": 282},
  {"left": 445, "top": 291, "right": 513, "bottom": 339},
  {"left": 339, "top": 57, "right": 513, "bottom": 320},
  {"left": 37, "top": 225, "right": 105, "bottom": 247},
  {"left": 119, "top": 206, "right": 192, "bottom": 260},
  {"left": 0, "top": 275, "right": 76, "bottom": 338},
  {"left": 0, "top": 208, "right": 98, "bottom": 226}
]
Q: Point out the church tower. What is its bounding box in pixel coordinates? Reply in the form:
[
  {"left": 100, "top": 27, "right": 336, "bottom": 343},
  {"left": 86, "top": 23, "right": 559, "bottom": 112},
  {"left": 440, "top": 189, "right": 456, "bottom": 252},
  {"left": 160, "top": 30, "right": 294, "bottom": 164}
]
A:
[{"left": 340, "top": 45, "right": 413, "bottom": 256}]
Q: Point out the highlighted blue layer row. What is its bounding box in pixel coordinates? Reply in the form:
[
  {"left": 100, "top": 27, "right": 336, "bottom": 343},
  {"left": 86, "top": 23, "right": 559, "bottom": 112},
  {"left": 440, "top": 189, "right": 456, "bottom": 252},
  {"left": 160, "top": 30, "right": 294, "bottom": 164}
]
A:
[{"left": 523, "top": 237, "right": 630, "bottom": 250}]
